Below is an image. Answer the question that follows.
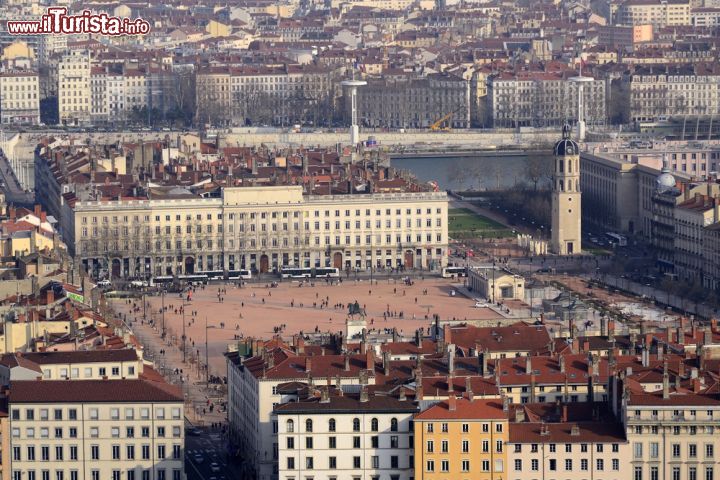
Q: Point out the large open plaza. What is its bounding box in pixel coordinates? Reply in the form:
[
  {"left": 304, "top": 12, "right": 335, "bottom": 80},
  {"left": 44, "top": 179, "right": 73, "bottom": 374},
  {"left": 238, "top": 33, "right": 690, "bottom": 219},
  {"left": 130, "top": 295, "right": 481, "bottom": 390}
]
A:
[{"left": 110, "top": 277, "right": 503, "bottom": 375}]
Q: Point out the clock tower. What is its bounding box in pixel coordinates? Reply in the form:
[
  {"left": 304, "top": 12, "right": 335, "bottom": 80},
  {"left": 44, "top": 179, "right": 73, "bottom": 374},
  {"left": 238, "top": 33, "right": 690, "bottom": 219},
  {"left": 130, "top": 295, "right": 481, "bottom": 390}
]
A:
[{"left": 551, "top": 124, "right": 582, "bottom": 255}]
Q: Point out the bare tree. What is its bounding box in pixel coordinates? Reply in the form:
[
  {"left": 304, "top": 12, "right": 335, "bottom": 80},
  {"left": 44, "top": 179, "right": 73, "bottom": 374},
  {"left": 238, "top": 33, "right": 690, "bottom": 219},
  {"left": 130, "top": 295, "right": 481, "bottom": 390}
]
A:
[
  {"left": 167, "top": 70, "right": 196, "bottom": 127},
  {"left": 525, "top": 155, "right": 551, "bottom": 191}
]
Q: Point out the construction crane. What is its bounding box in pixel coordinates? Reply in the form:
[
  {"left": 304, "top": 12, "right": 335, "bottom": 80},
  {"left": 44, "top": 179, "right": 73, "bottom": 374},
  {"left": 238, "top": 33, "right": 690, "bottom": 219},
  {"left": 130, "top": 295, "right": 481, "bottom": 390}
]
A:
[
  {"left": 429, "top": 106, "right": 465, "bottom": 131},
  {"left": 429, "top": 112, "right": 454, "bottom": 131}
]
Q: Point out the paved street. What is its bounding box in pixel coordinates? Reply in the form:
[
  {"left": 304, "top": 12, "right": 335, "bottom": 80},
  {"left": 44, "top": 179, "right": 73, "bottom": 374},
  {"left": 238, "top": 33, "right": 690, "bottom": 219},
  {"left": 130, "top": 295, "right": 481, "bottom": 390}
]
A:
[
  {"left": 0, "top": 148, "right": 34, "bottom": 206},
  {"left": 126, "top": 316, "right": 247, "bottom": 480},
  {"left": 185, "top": 427, "right": 241, "bottom": 480}
]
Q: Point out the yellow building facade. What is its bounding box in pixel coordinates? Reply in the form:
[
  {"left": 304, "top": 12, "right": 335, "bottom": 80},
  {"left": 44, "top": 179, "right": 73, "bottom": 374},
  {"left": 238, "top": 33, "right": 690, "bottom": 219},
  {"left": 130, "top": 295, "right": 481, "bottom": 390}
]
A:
[{"left": 414, "top": 395, "right": 509, "bottom": 480}]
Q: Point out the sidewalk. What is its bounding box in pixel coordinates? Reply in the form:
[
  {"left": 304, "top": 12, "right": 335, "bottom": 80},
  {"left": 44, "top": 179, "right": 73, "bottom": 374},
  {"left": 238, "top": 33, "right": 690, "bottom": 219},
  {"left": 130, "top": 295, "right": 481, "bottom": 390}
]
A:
[{"left": 131, "top": 317, "right": 227, "bottom": 428}]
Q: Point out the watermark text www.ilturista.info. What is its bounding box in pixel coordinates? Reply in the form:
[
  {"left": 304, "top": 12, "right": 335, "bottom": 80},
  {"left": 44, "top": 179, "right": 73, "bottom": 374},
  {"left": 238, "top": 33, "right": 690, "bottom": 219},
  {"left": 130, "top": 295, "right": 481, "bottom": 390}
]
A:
[{"left": 7, "top": 7, "right": 150, "bottom": 35}]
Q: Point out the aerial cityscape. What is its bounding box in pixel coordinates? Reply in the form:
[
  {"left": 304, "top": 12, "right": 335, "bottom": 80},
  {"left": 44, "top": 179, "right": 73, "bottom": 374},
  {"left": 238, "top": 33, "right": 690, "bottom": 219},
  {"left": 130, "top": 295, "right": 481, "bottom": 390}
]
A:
[{"left": 0, "top": 0, "right": 718, "bottom": 478}]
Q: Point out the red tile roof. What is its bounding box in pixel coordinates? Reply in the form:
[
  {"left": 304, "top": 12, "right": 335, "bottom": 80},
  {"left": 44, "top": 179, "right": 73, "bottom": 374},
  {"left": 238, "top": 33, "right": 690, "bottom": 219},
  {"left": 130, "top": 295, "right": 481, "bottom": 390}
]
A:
[
  {"left": 509, "top": 421, "right": 626, "bottom": 443},
  {"left": 415, "top": 397, "right": 507, "bottom": 420},
  {"left": 9, "top": 379, "right": 182, "bottom": 403},
  {"left": 447, "top": 323, "right": 553, "bottom": 355}
]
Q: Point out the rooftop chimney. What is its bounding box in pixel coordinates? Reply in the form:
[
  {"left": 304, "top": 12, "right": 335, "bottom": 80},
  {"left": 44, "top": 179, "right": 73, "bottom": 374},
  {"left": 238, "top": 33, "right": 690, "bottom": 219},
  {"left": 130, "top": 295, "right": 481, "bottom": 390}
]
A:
[
  {"left": 383, "top": 351, "right": 390, "bottom": 376},
  {"left": 366, "top": 348, "right": 374, "bottom": 372},
  {"left": 465, "top": 376, "right": 474, "bottom": 402},
  {"left": 479, "top": 349, "right": 489, "bottom": 377},
  {"left": 662, "top": 362, "right": 670, "bottom": 399},
  {"left": 443, "top": 324, "right": 452, "bottom": 346},
  {"left": 515, "top": 408, "right": 525, "bottom": 422},
  {"left": 526, "top": 356, "right": 532, "bottom": 375},
  {"left": 559, "top": 355, "right": 566, "bottom": 373},
  {"left": 305, "top": 356, "right": 312, "bottom": 372},
  {"left": 448, "top": 392, "right": 457, "bottom": 411},
  {"left": 448, "top": 345, "right": 455, "bottom": 374},
  {"left": 705, "top": 328, "right": 713, "bottom": 346},
  {"left": 359, "top": 386, "right": 369, "bottom": 403},
  {"left": 320, "top": 387, "right": 330, "bottom": 403}
]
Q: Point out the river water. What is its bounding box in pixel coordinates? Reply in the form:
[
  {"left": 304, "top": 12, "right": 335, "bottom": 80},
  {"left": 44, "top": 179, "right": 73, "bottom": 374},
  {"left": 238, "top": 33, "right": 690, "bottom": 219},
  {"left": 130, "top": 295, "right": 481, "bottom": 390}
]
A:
[{"left": 391, "top": 152, "right": 553, "bottom": 191}]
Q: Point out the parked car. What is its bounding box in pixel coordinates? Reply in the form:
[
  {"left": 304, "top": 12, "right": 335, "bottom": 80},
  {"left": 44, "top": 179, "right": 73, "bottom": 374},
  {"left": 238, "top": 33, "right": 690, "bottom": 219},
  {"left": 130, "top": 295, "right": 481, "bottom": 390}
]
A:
[
  {"left": 474, "top": 301, "right": 489, "bottom": 308},
  {"left": 97, "top": 279, "right": 112, "bottom": 288}
]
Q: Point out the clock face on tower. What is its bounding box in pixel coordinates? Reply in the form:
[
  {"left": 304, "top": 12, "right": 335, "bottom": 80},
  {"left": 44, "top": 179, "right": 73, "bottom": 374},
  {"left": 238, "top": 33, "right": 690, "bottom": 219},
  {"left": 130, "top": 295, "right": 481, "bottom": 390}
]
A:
[{"left": 566, "top": 145, "right": 574, "bottom": 155}]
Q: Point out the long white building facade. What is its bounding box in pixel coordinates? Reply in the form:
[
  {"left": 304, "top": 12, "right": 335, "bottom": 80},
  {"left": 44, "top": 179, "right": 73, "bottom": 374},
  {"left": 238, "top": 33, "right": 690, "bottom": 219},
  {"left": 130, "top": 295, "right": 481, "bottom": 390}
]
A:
[{"left": 66, "top": 186, "right": 449, "bottom": 278}]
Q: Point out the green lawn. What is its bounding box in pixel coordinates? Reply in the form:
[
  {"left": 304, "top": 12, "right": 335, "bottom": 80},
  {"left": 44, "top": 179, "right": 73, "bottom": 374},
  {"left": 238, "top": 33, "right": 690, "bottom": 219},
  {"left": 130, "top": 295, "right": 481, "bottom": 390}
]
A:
[
  {"left": 449, "top": 208, "right": 514, "bottom": 238},
  {"left": 584, "top": 247, "right": 612, "bottom": 256}
]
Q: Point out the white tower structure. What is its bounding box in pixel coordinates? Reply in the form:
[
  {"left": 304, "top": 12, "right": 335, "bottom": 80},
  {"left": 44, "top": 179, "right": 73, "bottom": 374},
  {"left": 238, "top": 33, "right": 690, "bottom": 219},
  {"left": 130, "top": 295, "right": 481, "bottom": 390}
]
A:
[
  {"left": 341, "top": 79, "right": 366, "bottom": 146},
  {"left": 551, "top": 124, "right": 582, "bottom": 255},
  {"left": 569, "top": 75, "right": 593, "bottom": 142}
]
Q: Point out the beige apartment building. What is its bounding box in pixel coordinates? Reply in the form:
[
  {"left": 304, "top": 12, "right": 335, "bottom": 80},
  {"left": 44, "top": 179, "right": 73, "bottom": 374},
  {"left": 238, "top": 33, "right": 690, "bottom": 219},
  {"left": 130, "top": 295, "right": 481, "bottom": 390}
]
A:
[
  {"left": 508, "top": 414, "right": 630, "bottom": 480},
  {"left": 487, "top": 73, "right": 606, "bottom": 128},
  {"left": 7, "top": 379, "right": 185, "bottom": 480},
  {"left": 628, "top": 64, "right": 720, "bottom": 123},
  {"left": 623, "top": 388, "right": 720, "bottom": 480},
  {"left": 196, "top": 65, "right": 339, "bottom": 126},
  {"left": 357, "top": 73, "right": 471, "bottom": 129},
  {"left": 58, "top": 51, "right": 91, "bottom": 126},
  {"left": 0, "top": 350, "right": 142, "bottom": 385},
  {"left": 69, "top": 186, "right": 448, "bottom": 278},
  {"left": 0, "top": 70, "right": 40, "bottom": 125},
  {"left": 613, "top": 0, "right": 691, "bottom": 27},
  {"left": 674, "top": 191, "right": 720, "bottom": 282}
]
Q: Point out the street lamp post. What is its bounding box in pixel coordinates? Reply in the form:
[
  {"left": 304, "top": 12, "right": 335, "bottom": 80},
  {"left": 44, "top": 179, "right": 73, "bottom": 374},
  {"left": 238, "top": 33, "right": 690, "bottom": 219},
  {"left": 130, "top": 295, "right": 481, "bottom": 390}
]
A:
[
  {"left": 181, "top": 299, "right": 191, "bottom": 363},
  {"left": 492, "top": 259, "right": 496, "bottom": 304},
  {"left": 205, "top": 317, "right": 217, "bottom": 390},
  {"left": 161, "top": 290, "right": 166, "bottom": 339}
]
